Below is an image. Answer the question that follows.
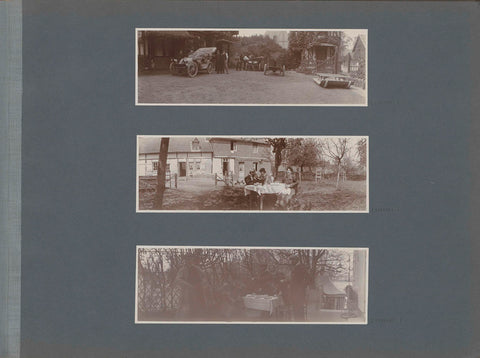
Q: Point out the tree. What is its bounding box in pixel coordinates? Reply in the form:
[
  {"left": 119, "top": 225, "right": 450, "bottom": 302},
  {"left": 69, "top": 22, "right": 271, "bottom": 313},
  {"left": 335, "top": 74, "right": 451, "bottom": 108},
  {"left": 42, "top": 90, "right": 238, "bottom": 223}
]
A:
[
  {"left": 356, "top": 138, "right": 367, "bottom": 171},
  {"left": 265, "top": 138, "right": 287, "bottom": 179},
  {"left": 321, "top": 138, "right": 350, "bottom": 189},
  {"left": 154, "top": 137, "right": 170, "bottom": 209},
  {"left": 285, "top": 138, "right": 320, "bottom": 173},
  {"left": 340, "top": 32, "right": 354, "bottom": 57},
  {"left": 237, "top": 35, "right": 285, "bottom": 59}
]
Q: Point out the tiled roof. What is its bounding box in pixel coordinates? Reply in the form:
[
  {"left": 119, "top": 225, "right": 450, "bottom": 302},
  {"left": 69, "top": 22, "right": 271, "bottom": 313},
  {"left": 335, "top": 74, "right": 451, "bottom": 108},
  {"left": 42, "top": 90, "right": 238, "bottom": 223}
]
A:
[
  {"left": 353, "top": 34, "right": 367, "bottom": 53},
  {"left": 209, "top": 137, "right": 270, "bottom": 145},
  {"left": 138, "top": 137, "right": 213, "bottom": 154}
]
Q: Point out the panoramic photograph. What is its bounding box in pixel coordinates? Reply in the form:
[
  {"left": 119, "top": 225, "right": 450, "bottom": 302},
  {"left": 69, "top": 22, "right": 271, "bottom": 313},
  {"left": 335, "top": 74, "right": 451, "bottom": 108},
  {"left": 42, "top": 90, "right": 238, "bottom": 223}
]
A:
[
  {"left": 135, "top": 246, "right": 368, "bottom": 324},
  {"left": 136, "top": 29, "right": 367, "bottom": 105},
  {"left": 137, "top": 136, "right": 368, "bottom": 212}
]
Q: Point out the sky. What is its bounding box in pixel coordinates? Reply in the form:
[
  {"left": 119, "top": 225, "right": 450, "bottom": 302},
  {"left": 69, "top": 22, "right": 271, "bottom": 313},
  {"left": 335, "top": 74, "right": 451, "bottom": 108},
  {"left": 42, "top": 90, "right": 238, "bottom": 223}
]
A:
[{"left": 237, "top": 29, "right": 366, "bottom": 40}]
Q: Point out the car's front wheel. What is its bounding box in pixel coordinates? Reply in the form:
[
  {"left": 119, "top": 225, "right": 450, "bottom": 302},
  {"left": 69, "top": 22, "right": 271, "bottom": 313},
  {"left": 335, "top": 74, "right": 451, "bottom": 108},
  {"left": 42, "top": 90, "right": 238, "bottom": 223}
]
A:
[
  {"left": 187, "top": 63, "right": 199, "bottom": 78},
  {"left": 206, "top": 63, "right": 213, "bottom": 74},
  {"left": 169, "top": 62, "right": 176, "bottom": 75}
]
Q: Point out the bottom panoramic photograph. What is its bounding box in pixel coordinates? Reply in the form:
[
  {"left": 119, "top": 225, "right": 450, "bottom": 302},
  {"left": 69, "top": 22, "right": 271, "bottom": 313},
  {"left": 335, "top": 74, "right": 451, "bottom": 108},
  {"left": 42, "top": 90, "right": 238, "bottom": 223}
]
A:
[{"left": 135, "top": 246, "right": 368, "bottom": 324}]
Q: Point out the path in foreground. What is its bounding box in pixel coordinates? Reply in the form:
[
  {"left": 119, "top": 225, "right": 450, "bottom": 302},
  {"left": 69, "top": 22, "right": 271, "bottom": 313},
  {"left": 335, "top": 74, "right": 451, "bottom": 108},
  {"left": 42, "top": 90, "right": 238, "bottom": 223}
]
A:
[{"left": 138, "top": 70, "right": 366, "bottom": 105}]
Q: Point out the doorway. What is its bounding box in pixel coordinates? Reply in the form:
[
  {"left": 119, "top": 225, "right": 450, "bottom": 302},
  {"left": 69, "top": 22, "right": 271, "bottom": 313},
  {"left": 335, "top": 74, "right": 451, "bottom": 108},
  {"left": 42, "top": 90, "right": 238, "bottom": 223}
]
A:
[
  {"left": 179, "top": 162, "right": 187, "bottom": 177},
  {"left": 239, "top": 162, "right": 245, "bottom": 180},
  {"left": 222, "top": 160, "right": 229, "bottom": 177}
]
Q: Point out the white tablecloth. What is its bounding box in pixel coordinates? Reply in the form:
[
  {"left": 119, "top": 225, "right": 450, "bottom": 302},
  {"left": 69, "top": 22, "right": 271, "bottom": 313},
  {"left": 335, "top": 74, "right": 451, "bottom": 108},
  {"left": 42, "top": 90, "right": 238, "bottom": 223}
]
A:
[
  {"left": 244, "top": 183, "right": 291, "bottom": 196},
  {"left": 243, "top": 294, "right": 281, "bottom": 315}
]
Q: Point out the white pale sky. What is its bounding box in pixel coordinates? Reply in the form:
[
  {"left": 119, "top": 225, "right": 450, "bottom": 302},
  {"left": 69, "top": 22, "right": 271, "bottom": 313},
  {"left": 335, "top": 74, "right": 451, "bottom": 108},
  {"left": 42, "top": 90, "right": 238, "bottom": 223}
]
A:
[{"left": 237, "top": 29, "right": 366, "bottom": 41}]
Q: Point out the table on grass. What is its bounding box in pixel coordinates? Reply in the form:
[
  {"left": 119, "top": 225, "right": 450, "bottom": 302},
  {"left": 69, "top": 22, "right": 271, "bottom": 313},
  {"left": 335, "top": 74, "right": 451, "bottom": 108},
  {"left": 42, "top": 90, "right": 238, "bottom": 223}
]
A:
[
  {"left": 244, "top": 183, "right": 291, "bottom": 210},
  {"left": 243, "top": 294, "right": 281, "bottom": 316}
]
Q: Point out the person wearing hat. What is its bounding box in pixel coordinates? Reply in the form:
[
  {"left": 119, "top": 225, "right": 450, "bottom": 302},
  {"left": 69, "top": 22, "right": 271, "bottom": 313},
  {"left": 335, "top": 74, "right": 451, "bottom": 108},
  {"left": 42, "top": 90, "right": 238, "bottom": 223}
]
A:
[
  {"left": 244, "top": 170, "right": 258, "bottom": 185},
  {"left": 257, "top": 168, "right": 272, "bottom": 185}
]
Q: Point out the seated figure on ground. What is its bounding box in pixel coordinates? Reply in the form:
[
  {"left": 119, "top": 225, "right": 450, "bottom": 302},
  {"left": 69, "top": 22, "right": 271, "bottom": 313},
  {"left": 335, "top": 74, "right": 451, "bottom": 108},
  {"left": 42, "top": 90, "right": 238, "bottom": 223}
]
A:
[{"left": 276, "top": 167, "right": 298, "bottom": 209}]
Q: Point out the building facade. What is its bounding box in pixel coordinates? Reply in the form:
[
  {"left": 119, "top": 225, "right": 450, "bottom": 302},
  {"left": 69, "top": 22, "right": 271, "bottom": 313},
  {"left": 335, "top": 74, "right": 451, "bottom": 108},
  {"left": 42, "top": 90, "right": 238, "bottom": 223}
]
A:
[
  {"left": 349, "top": 34, "right": 367, "bottom": 73},
  {"left": 138, "top": 31, "right": 238, "bottom": 71},
  {"left": 290, "top": 31, "right": 342, "bottom": 74},
  {"left": 138, "top": 137, "right": 272, "bottom": 183}
]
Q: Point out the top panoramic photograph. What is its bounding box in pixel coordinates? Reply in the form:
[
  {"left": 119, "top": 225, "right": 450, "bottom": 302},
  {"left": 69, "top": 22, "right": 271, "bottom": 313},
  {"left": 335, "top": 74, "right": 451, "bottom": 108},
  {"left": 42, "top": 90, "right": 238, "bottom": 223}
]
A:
[{"left": 136, "top": 29, "right": 367, "bottom": 106}]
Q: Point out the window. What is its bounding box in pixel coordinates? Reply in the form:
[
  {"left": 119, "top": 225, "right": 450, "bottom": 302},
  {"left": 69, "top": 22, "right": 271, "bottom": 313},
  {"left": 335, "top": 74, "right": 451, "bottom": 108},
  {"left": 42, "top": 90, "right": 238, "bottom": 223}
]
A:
[
  {"left": 230, "top": 141, "right": 237, "bottom": 152},
  {"left": 196, "top": 160, "right": 201, "bottom": 170},
  {"left": 253, "top": 143, "right": 259, "bottom": 153},
  {"left": 152, "top": 162, "right": 169, "bottom": 171},
  {"left": 191, "top": 138, "right": 201, "bottom": 151}
]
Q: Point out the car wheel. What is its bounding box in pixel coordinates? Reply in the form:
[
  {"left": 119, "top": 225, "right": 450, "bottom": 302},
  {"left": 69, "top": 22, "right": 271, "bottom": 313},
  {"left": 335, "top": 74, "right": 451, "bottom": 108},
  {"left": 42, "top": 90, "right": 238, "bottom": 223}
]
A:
[
  {"left": 187, "top": 63, "right": 198, "bottom": 78},
  {"left": 169, "top": 62, "right": 176, "bottom": 75},
  {"left": 206, "top": 63, "right": 213, "bottom": 74}
]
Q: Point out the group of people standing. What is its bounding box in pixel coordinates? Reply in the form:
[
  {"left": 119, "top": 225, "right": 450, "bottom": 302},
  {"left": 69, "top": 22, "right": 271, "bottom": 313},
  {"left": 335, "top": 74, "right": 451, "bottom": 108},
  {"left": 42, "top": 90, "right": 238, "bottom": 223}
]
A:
[
  {"left": 235, "top": 54, "right": 257, "bottom": 71},
  {"left": 214, "top": 50, "right": 229, "bottom": 74}
]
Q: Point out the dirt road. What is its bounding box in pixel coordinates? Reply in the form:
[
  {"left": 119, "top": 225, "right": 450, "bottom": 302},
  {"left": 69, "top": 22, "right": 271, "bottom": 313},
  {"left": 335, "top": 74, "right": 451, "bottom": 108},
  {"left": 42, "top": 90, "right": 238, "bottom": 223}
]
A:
[{"left": 137, "top": 70, "right": 366, "bottom": 105}]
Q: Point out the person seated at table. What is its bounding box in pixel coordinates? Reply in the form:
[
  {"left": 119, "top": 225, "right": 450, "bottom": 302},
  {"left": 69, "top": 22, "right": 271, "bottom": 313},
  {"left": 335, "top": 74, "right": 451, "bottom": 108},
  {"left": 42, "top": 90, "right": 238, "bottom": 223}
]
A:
[
  {"left": 245, "top": 170, "right": 260, "bottom": 209},
  {"left": 275, "top": 167, "right": 298, "bottom": 209},
  {"left": 257, "top": 168, "right": 273, "bottom": 185},
  {"left": 244, "top": 170, "right": 258, "bottom": 185}
]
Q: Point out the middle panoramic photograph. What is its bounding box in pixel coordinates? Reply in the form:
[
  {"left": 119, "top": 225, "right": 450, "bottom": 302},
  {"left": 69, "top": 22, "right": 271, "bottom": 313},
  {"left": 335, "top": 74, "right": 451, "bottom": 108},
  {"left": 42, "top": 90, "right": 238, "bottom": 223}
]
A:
[{"left": 137, "top": 136, "right": 368, "bottom": 213}]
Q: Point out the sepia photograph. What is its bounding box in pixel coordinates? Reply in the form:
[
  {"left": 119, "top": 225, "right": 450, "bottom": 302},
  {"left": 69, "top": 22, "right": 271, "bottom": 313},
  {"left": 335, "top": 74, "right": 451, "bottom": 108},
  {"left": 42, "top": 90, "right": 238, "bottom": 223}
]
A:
[
  {"left": 135, "top": 246, "right": 368, "bottom": 324},
  {"left": 137, "top": 136, "right": 368, "bottom": 212},
  {"left": 136, "top": 29, "right": 367, "bottom": 106}
]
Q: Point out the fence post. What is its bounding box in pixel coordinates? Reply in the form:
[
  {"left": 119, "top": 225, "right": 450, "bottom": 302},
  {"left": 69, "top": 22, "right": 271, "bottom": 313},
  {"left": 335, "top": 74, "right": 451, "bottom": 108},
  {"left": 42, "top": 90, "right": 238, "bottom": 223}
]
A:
[
  {"left": 215, "top": 174, "right": 217, "bottom": 186},
  {"left": 175, "top": 173, "right": 177, "bottom": 188}
]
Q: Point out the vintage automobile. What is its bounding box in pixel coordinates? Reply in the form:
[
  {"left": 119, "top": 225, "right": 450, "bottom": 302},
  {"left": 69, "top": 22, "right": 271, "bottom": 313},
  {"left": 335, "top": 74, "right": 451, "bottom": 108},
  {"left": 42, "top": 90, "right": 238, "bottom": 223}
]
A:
[
  {"left": 312, "top": 73, "right": 353, "bottom": 89},
  {"left": 246, "top": 56, "right": 265, "bottom": 71},
  {"left": 169, "top": 47, "right": 216, "bottom": 78},
  {"left": 263, "top": 55, "right": 285, "bottom": 76}
]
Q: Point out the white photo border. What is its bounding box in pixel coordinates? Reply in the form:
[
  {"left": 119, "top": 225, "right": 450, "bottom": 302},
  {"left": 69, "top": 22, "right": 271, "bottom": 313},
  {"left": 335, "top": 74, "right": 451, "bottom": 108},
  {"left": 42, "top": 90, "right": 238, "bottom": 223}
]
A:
[
  {"left": 136, "top": 135, "right": 369, "bottom": 213},
  {"left": 135, "top": 245, "right": 369, "bottom": 325},
  {"left": 135, "top": 28, "right": 368, "bottom": 107}
]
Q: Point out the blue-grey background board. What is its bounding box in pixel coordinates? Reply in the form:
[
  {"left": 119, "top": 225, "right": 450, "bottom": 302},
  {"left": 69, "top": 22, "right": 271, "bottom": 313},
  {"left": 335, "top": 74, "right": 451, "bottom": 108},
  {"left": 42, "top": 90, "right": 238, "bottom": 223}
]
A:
[{"left": 19, "top": 1, "right": 479, "bottom": 357}]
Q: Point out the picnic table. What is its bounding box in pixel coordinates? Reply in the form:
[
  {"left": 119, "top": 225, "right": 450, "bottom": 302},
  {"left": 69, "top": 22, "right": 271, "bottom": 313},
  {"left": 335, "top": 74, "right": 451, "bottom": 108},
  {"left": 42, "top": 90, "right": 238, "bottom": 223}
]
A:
[
  {"left": 243, "top": 294, "right": 281, "bottom": 316},
  {"left": 244, "top": 183, "right": 291, "bottom": 210}
]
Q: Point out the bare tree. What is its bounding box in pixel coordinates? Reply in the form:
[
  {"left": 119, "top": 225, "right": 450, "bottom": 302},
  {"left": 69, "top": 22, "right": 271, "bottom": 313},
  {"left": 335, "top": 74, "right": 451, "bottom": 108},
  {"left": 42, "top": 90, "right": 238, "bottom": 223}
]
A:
[
  {"left": 321, "top": 138, "right": 350, "bottom": 188},
  {"left": 154, "top": 137, "right": 170, "bottom": 209}
]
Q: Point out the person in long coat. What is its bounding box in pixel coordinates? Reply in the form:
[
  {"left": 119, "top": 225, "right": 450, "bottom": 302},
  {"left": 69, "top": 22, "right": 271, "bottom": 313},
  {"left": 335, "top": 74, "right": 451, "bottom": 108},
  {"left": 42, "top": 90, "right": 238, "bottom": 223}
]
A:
[
  {"left": 175, "top": 254, "right": 207, "bottom": 320},
  {"left": 215, "top": 50, "right": 224, "bottom": 74},
  {"left": 289, "top": 255, "right": 309, "bottom": 321}
]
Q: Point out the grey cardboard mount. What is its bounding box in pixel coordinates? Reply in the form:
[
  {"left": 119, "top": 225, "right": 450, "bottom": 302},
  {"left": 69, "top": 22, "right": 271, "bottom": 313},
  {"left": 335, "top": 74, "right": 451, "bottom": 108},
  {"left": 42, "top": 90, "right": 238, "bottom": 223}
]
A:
[{"left": 0, "top": 1, "right": 478, "bottom": 358}]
